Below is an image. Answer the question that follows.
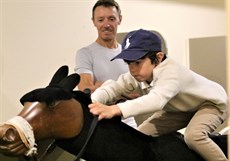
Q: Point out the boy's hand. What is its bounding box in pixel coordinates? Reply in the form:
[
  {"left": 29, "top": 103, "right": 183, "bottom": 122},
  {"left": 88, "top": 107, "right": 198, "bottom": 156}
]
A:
[{"left": 88, "top": 102, "right": 122, "bottom": 120}]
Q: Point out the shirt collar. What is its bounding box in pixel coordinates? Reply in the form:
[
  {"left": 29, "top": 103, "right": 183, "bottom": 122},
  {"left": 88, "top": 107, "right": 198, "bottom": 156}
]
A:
[
  {"left": 139, "top": 57, "right": 170, "bottom": 90},
  {"left": 140, "top": 78, "right": 155, "bottom": 90}
]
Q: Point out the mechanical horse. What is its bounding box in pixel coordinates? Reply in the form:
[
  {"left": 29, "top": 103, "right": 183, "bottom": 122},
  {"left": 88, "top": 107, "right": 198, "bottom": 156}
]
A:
[{"left": 0, "top": 66, "right": 228, "bottom": 161}]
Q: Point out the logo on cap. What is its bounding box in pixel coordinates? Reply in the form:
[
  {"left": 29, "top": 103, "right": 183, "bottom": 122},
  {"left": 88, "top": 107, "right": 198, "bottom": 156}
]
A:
[{"left": 124, "top": 36, "right": 131, "bottom": 49}]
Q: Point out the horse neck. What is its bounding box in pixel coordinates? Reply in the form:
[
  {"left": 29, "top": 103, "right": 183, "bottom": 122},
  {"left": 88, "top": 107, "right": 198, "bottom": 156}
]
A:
[
  {"left": 83, "top": 120, "right": 153, "bottom": 161},
  {"left": 56, "top": 103, "right": 153, "bottom": 161}
]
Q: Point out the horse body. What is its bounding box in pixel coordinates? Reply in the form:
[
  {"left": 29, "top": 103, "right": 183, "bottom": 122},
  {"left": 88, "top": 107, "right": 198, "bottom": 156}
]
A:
[
  {"left": 56, "top": 92, "right": 206, "bottom": 161},
  {"left": 0, "top": 66, "right": 227, "bottom": 161}
]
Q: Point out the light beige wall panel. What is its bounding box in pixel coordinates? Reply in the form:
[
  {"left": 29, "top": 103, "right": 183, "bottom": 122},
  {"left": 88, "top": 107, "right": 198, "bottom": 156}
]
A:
[
  {"left": 189, "top": 36, "right": 227, "bottom": 132},
  {"left": 189, "top": 36, "right": 226, "bottom": 90}
]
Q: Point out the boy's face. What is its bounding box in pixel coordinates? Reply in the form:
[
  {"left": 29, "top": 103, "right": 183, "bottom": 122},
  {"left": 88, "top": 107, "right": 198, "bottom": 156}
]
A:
[{"left": 127, "top": 57, "right": 155, "bottom": 82}]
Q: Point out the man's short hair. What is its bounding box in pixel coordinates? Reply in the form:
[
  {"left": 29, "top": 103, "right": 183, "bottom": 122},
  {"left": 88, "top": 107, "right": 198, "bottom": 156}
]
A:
[{"left": 92, "top": 0, "right": 121, "bottom": 19}]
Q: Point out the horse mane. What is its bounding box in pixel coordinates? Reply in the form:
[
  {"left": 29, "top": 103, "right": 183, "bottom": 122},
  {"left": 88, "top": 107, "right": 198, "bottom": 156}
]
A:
[{"left": 72, "top": 91, "right": 92, "bottom": 105}]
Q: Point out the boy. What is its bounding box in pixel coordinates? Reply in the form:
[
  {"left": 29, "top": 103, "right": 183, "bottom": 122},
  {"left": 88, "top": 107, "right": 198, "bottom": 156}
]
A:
[{"left": 89, "top": 29, "right": 228, "bottom": 161}]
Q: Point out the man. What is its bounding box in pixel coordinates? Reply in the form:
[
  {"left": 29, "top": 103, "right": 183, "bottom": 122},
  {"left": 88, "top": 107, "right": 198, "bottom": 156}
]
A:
[{"left": 75, "top": 0, "right": 137, "bottom": 128}]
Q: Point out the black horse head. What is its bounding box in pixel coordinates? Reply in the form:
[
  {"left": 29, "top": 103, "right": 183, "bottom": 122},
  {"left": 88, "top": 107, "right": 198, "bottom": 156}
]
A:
[{"left": 20, "top": 65, "right": 81, "bottom": 106}]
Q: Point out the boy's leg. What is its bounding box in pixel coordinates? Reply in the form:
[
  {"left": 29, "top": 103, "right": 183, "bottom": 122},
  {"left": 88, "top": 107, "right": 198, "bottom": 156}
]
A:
[
  {"left": 137, "top": 110, "right": 194, "bottom": 136},
  {"left": 184, "top": 105, "right": 228, "bottom": 161}
]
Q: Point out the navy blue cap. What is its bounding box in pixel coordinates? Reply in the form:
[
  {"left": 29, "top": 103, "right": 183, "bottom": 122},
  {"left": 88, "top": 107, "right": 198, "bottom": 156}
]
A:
[{"left": 111, "top": 29, "right": 162, "bottom": 61}]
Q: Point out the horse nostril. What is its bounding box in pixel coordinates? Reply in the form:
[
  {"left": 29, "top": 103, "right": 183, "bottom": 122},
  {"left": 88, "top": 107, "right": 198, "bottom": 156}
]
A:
[{"left": 3, "top": 128, "right": 16, "bottom": 142}]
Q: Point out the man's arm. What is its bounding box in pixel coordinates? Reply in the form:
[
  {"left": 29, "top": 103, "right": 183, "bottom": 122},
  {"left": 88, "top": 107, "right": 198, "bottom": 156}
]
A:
[{"left": 78, "top": 73, "right": 103, "bottom": 93}]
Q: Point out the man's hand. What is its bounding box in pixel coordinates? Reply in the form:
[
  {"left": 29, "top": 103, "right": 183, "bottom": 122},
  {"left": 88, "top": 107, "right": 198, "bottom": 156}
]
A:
[{"left": 88, "top": 102, "right": 122, "bottom": 120}]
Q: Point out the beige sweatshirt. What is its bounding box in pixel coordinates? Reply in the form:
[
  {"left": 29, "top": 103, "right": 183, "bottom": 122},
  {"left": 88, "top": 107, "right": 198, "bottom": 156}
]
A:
[{"left": 91, "top": 57, "right": 228, "bottom": 119}]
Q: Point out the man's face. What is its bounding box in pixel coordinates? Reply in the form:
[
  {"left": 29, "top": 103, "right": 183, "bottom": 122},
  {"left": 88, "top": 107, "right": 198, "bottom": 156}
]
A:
[{"left": 92, "top": 6, "right": 121, "bottom": 42}]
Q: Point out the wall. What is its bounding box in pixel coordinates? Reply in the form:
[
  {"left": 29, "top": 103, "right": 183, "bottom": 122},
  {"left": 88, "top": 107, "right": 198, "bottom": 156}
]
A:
[
  {"left": 0, "top": 0, "right": 227, "bottom": 160},
  {"left": 189, "top": 36, "right": 227, "bottom": 132},
  {"left": 0, "top": 0, "right": 226, "bottom": 120},
  {"left": 189, "top": 36, "right": 227, "bottom": 90},
  {"left": 227, "top": 1, "right": 230, "bottom": 159}
]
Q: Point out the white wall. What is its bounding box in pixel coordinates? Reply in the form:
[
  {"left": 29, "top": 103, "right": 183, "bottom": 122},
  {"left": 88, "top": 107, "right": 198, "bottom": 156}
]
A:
[
  {"left": 0, "top": 0, "right": 227, "bottom": 160},
  {"left": 0, "top": 0, "right": 226, "bottom": 121}
]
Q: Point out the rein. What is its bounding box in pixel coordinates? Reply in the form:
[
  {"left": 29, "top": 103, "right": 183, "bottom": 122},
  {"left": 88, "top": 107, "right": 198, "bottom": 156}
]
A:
[
  {"left": 74, "top": 116, "right": 98, "bottom": 161},
  {"left": 10, "top": 88, "right": 98, "bottom": 161},
  {"left": 73, "top": 88, "right": 99, "bottom": 160},
  {"left": 29, "top": 116, "right": 98, "bottom": 161}
]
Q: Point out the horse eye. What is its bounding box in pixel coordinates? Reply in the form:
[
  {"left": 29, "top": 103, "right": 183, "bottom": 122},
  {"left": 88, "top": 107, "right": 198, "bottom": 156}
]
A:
[{"left": 48, "top": 101, "right": 59, "bottom": 108}]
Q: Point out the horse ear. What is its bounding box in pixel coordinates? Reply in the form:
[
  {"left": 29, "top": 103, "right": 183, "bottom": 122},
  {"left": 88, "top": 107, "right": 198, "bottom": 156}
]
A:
[
  {"left": 59, "top": 74, "right": 80, "bottom": 91},
  {"left": 49, "top": 65, "right": 69, "bottom": 85}
]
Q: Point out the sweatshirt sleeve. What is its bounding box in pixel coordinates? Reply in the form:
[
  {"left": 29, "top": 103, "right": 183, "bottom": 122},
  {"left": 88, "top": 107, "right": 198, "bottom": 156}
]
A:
[
  {"left": 92, "top": 65, "right": 181, "bottom": 119},
  {"left": 91, "top": 72, "right": 138, "bottom": 104}
]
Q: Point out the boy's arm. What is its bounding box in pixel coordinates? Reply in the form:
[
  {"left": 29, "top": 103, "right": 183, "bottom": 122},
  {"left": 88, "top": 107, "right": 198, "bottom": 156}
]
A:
[{"left": 88, "top": 102, "right": 122, "bottom": 120}]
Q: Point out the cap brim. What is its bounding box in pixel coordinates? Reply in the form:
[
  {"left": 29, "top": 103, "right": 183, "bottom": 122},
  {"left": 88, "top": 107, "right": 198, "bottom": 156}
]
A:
[{"left": 111, "top": 49, "right": 148, "bottom": 61}]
